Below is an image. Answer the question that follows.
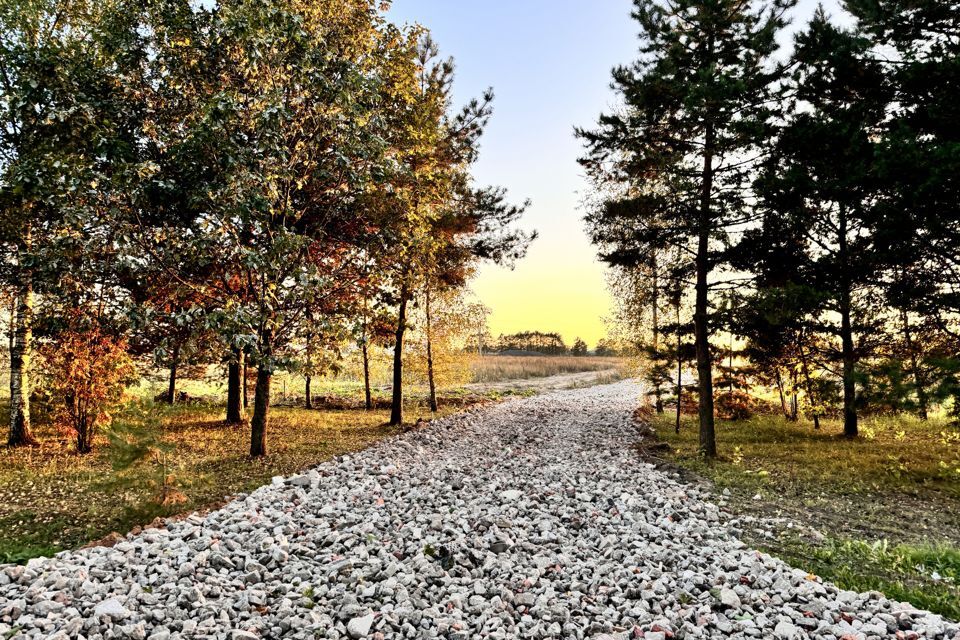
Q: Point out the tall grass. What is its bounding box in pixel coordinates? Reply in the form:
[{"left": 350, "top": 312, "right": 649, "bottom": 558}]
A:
[{"left": 469, "top": 355, "right": 627, "bottom": 383}]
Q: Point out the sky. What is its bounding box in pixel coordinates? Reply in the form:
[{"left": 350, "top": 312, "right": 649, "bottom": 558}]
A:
[{"left": 387, "top": 0, "right": 847, "bottom": 348}]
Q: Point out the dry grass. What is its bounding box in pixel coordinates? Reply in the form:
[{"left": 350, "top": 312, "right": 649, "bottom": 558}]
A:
[
  {"left": 0, "top": 400, "right": 459, "bottom": 562},
  {"left": 469, "top": 355, "right": 628, "bottom": 383}
]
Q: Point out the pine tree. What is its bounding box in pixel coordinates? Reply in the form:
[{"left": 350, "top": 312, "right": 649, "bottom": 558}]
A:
[
  {"left": 578, "top": 0, "right": 794, "bottom": 457},
  {"left": 754, "top": 11, "right": 890, "bottom": 437}
]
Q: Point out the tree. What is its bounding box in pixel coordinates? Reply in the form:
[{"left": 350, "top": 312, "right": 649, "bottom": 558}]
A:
[
  {"left": 0, "top": 0, "right": 144, "bottom": 446},
  {"left": 380, "top": 36, "right": 531, "bottom": 426},
  {"left": 571, "top": 337, "right": 588, "bottom": 356},
  {"left": 130, "top": 0, "right": 388, "bottom": 456},
  {"left": 846, "top": 0, "right": 960, "bottom": 419},
  {"left": 39, "top": 312, "right": 136, "bottom": 453},
  {"left": 578, "top": 0, "right": 794, "bottom": 456},
  {"left": 754, "top": 11, "right": 890, "bottom": 437}
]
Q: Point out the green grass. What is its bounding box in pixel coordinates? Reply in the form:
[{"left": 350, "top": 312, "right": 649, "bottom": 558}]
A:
[
  {"left": 773, "top": 539, "right": 960, "bottom": 619},
  {"left": 648, "top": 410, "right": 960, "bottom": 619},
  {"left": 655, "top": 412, "right": 960, "bottom": 497},
  {"left": 0, "top": 398, "right": 462, "bottom": 563}
]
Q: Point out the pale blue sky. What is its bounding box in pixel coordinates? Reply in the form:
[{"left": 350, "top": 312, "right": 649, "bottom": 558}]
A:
[{"left": 387, "top": 1, "right": 848, "bottom": 346}]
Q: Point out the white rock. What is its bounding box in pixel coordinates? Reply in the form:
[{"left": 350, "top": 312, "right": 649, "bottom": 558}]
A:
[
  {"left": 346, "top": 613, "right": 374, "bottom": 638},
  {"left": 719, "top": 587, "right": 741, "bottom": 608},
  {"left": 93, "top": 597, "right": 129, "bottom": 619}
]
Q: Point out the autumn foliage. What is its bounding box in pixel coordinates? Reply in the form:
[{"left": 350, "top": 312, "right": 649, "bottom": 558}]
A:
[{"left": 39, "top": 320, "right": 136, "bottom": 454}]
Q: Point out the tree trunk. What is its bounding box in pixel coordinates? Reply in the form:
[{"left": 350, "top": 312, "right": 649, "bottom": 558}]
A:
[
  {"left": 166, "top": 342, "right": 180, "bottom": 405},
  {"left": 226, "top": 348, "right": 245, "bottom": 424},
  {"left": 426, "top": 288, "right": 438, "bottom": 413},
  {"left": 838, "top": 205, "right": 858, "bottom": 438},
  {"left": 242, "top": 353, "right": 249, "bottom": 409},
  {"left": 695, "top": 120, "right": 717, "bottom": 458},
  {"left": 900, "top": 308, "right": 928, "bottom": 420},
  {"left": 390, "top": 282, "right": 409, "bottom": 426},
  {"left": 728, "top": 331, "right": 735, "bottom": 395},
  {"left": 788, "top": 370, "right": 799, "bottom": 421},
  {"left": 775, "top": 368, "right": 789, "bottom": 418},
  {"left": 798, "top": 342, "right": 820, "bottom": 430},
  {"left": 250, "top": 362, "right": 271, "bottom": 458},
  {"left": 362, "top": 342, "right": 372, "bottom": 411},
  {"left": 304, "top": 327, "right": 313, "bottom": 410},
  {"left": 8, "top": 255, "right": 37, "bottom": 447},
  {"left": 651, "top": 254, "right": 664, "bottom": 414},
  {"left": 675, "top": 294, "right": 682, "bottom": 434}
]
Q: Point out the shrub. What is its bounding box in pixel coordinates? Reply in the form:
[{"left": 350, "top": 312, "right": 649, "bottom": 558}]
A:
[
  {"left": 40, "top": 323, "right": 136, "bottom": 453},
  {"left": 715, "top": 390, "right": 754, "bottom": 421}
]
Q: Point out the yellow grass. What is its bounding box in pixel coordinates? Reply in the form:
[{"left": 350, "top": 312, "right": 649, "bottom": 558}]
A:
[
  {"left": 0, "top": 401, "right": 458, "bottom": 562},
  {"left": 469, "top": 355, "right": 628, "bottom": 383}
]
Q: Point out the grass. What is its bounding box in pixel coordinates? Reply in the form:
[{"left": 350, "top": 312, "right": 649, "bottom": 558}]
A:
[
  {"left": 647, "top": 410, "right": 960, "bottom": 619},
  {"left": 0, "top": 354, "right": 628, "bottom": 563},
  {"left": 775, "top": 539, "right": 960, "bottom": 619},
  {"left": 469, "top": 355, "right": 628, "bottom": 383},
  {"left": 0, "top": 398, "right": 460, "bottom": 563}
]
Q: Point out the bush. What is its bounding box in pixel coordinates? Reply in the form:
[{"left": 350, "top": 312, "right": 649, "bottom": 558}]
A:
[
  {"left": 715, "top": 390, "right": 754, "bottom": 421},
  {"left": 39, "top": 323, "right": 136, "bottom": 453}
]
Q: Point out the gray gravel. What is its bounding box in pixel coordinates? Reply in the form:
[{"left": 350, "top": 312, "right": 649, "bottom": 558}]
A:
[{"left": 1, "top": 380, "right": 957, "bottom": 639}]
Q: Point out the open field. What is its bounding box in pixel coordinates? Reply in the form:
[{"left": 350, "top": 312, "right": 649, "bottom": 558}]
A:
[
  {"left": 646, "top": 410, "right": 960, "bottom": 618},
  {"left": 468, "top": 354, "right": 629, "bottom": 383}
]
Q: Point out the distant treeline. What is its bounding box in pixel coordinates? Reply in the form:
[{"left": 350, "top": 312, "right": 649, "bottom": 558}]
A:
[{"left": 489, "top": 332, "right": 619, "bottom": 356}]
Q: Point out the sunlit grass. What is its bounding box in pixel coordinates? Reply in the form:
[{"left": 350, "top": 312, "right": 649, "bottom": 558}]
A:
[
  {"left": 654, "top": 412, "right": 960, "bottom": 497},
  {"left": 775, "top": 539, "right": 960, "bottom": 620},
  {"left": 0, "top": 399, "right": 457, "bottom": 563},
  {"left": 469, "top": 355, "right": 629, "bottom": 383}
]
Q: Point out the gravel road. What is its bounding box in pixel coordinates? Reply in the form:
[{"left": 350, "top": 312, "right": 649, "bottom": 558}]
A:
[{"left": 1, "top": 380, "right": 957, "bottom": 639}]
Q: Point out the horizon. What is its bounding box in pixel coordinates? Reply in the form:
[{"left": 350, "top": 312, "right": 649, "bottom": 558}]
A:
[{"left": 388, "top": 0, "right": 846, "bottom": 347}]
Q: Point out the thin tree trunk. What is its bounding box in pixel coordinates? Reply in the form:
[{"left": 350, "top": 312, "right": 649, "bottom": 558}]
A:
[
  {"left": 242, "top": 353, "right": 249, "bottom": 409},
  {"left": 304, "top": 327, "right": 313, "bottom": 410},
  {"left": 728, "top": 331, "right": 734, "bottom": 395},
  {"left": 798, "top": 342, "right": 820, "bottom": 430},
  {"left": 775, "top": 368, "right": 789, "bottom": 418},
  {"left": 390, "top": 281, "right": 409, "bottom": 426},
  {"left": 226, "top": 347, "right": 244, "bottom": 424},
  {"left": 788, "top": 369, "right": 799, "bottom": 421},
  {"left": 695, "top": 120, "right": 717, "bottom": 458},
  {"left": 651, "top": 254, "right": 664, "bottom": 413},
  {"left": 838, "top": 205, "right": 858, "bottom": 438},
  {"left": 250, "top": 335, "right": 272, "bottom": 457},
  {"left": 362, "top": 342, "right": 372, "bottom": 411},
  {"left": 675, "top": 294, "right": 682, "bottom": 434},
  {"left": 426, "top": 287, "right": 437, "bottom": 413},
  {"left": 166, "top": 342, "right": 180, "bottom": 405},
  {"left": 900, "top": 308, "right": 928, "bottom": 420},
  {"left": 9, "top": 241, "right": 37, "bottom": 447}
]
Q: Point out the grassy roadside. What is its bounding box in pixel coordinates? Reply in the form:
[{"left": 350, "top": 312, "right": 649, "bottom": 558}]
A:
[
  {"left": 645, "top": 411, "right": 960, "bottom": 619},
  {"left": 0, "top": 398, "right": 469, "bottom": 563},
  {"left": 0, "top": 356, "right": 624, "bottom": 564}
]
